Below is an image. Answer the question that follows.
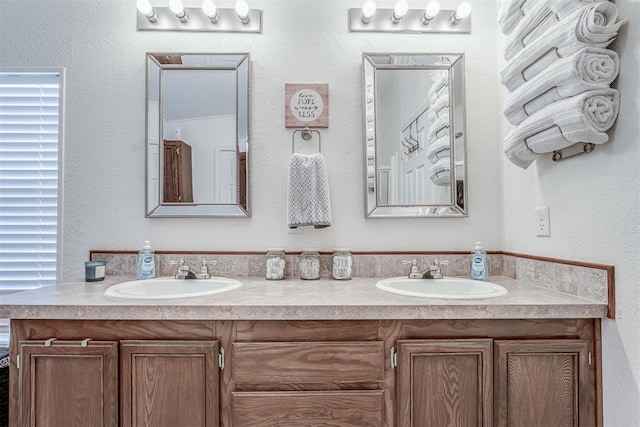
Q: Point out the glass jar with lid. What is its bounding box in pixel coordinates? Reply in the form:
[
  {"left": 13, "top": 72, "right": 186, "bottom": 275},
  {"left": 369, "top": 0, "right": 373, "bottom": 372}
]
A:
[
  {"left": 299, "top": 249, "right": 320, "bottom": 280},
  {"left": 265, "top": 248, "right": 286, "bottom": 280},
  {"left": 332, "top": 249, "right": 352, "bottom": 280}
]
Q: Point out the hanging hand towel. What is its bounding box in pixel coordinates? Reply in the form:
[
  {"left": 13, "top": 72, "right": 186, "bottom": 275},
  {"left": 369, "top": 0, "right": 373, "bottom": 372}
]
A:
[
  {"left": 504, "top": 47, "right": 619, "bottom": 125},
  {"left": 287, "top": 153, "right": 332, "bottom": 229},
  {"left": 501, "top": 2, "right": 626, "bottom": 92},
  {"left": 504, "top": 88, "right": 620, "bottom": 169}
]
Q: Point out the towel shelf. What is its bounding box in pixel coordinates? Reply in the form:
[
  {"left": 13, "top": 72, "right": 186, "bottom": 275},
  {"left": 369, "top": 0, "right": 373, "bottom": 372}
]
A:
[
  {"left": 552, "top": 142, "right": 595, "bottom": 162},
  {"left": 292, "top": 126, "right": 322, "bottom": 153}
]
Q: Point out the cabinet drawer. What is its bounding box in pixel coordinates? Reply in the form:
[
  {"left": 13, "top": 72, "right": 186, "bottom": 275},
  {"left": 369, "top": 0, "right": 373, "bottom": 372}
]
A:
[
  {"left": 233, "top": 341, "right": 384, "bottom": 385},
  {"left": 232, "top": 390, "right": 384, "bottom": 426}
]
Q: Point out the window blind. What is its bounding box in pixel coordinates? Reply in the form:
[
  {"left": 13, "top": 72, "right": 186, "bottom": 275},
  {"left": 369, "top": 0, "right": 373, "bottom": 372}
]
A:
[{"left": 0, "top": 72, "right": 61, "bottom": 346}]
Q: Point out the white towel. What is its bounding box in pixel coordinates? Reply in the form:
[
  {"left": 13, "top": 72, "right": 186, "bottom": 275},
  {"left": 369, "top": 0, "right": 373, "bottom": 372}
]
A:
[
  {"left": 504, "top": 47, "right": 619, "bottom": 125},
  {"left": 498, "top": 0, "right": 540, "bottom": 36},
  {"left": 429, "top": 157, "right": 451, "bottom": 186},
  {"left": 427, "top": 114, "right": 450, "bottom": 143},
  {"left": 505, "top": 0, "right": 597, "bottom": 61},
  {"left": 287, "top": 153, "right": 332, "bottom": 228},
  {"left": 426, "top": 135, "right": 451, "bottom": 164},
  {"left": 504, "top": 88, "right": 620, "bottom": 169},
  {"left": 501, "top": 2, "right": 626, "bottom": 92},
  {"left": 428, "top": 95, "right": 449, "bottom": 123},
  {"left": 428, "top": 74, "right": 449, "bottom": 99}
]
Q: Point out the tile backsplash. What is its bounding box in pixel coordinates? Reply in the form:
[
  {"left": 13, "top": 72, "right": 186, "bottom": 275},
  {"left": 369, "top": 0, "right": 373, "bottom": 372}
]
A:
[{"left": 91, "top": 251, "right": 610, "bottom": 305}]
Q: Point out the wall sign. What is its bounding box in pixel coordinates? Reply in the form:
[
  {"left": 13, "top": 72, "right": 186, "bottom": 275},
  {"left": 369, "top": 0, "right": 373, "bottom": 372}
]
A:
[{"left": 285, "top": 83, "right": 329, "bottom": 128}]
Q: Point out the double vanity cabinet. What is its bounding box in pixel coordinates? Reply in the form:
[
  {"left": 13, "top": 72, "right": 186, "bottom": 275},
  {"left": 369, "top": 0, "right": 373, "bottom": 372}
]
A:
[{"left": 9, "top": 317, "right": 601, "bottom": 426}]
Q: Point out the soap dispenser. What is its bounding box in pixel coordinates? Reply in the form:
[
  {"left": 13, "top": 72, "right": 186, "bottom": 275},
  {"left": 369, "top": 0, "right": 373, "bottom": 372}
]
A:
[
  {"left": 469, "top": 241, "right": 489, "bottom": 281},
  {"left": 136, "top": 241, "right": 156, "bottom": 280}
]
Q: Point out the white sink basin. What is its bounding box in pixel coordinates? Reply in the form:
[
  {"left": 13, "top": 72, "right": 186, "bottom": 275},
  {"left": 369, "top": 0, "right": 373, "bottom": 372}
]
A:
[
  {"left": 104, "top": 277, "right": 241, "bottom": 300},
  {"left": 376, "top": 277, "right": 508, "bottom": 299}
]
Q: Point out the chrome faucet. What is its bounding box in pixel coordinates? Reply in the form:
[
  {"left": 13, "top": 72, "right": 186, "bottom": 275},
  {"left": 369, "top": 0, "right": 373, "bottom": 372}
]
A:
[
  {"left": 403, "top": 259, "right": 449, "bottom": 279},
  {"left": 171, "top": 259, "right": 215, "bottom": 279}
]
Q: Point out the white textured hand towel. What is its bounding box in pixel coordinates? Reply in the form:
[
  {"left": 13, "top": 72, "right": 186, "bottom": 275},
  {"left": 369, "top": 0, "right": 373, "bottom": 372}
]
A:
[
  {"left": 429, "top": 157, "right": 452, "bottom": 186},
  {"left": 426, "top": 135, "right": 451, "bottom": 164},
  {"left": 287, "top": 153, "right": 332, "bottom": 228},
  {"left": 505, "top": 0, "right": 597, "bottom": 61},
  {"left": 501, "top": 2, "right": 625, "bottom": 92},
  {"left": 504, "top": 47, "right": 619, "bottom": 125},
  {"left": 504, "top": 88, "right": 620, "bottom": 169}
]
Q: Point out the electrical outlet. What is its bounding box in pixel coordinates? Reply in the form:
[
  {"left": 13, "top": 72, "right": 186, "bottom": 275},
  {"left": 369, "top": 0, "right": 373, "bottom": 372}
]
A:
[{"left": 535, "top": 206, "right": 551, "bottom": 237}]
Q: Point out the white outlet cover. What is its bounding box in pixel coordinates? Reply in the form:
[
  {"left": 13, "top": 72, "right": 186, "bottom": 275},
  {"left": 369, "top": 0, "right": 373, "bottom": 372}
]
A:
[{"left": 535, "top": 206, "right": 551, "bottom": 237}]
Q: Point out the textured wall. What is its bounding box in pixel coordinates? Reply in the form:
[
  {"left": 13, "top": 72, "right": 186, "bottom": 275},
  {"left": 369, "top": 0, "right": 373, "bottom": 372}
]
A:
[
  {"left": 497, "top": 1, "right": 640, "bottom": 425},
  {"left": 0, "top": 0, "right": 503, "bottom": 280}
]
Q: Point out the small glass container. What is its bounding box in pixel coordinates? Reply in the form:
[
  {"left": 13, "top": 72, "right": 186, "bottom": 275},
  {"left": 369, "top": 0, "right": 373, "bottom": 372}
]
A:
[
  {"left": 85, "top": 261, "right": 106, "bottom": 282},
  {"left": 332, "top": 249, "right": 352, "bottom": 280},
  {"left": 266, "top": 248, "right": 286, "bottom": 280},
  {"left": 299, "top": 249, "right": 320, "bottom": 280}
]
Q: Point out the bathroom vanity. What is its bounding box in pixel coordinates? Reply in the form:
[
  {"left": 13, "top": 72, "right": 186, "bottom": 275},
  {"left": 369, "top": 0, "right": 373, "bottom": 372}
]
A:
[{"left": 2, "top": 275, "right": 606, "bottom": 426}]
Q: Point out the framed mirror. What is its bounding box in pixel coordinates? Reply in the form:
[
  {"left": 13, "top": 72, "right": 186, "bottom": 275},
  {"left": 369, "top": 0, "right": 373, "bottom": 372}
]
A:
[
  {"left": 363, "top": 53, "right": 467, "bottom": 218},
  {"left": 145, "top": 53, "right": 250, "bottom": 217}
]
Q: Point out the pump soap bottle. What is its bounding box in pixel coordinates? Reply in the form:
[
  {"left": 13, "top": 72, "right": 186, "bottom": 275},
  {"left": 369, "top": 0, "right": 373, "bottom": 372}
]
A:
[
  {"left": 136, "top": 241, "right": 156, "bottom": 280},
  {"left": 469, "top": 241, "right": 489, "bottom": 281}
]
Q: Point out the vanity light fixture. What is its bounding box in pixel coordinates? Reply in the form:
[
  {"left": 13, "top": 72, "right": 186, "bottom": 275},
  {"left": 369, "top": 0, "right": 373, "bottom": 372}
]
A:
[
  {"left": 361, "top": 0, "right": 377, "bottom": 24},
  {"left": 235, "top": 0, "right": 250, "bottom": 24},
  {"left": 136, "top": 0, "right": 158, "bottom": 23},
  {"left": 422, "top": 0, "right": 441, "bottom": 25},
  {"left": 391, "top": 0, "right": 409, "bottom": 24},
  {"left": 169, "top": 0, "right": 188, "bottom": 23},
  {"left": 349, "top": 1, "right": 470, "bottom": 33},
  {"left": 202, "top": 0, "right": 219, "bottom": 23},
  {"left": 135, "top": 0, "right": 262, "bottom": 32},
  {"left": 451, "top": 2, "right": 471, "bottom": 25}
]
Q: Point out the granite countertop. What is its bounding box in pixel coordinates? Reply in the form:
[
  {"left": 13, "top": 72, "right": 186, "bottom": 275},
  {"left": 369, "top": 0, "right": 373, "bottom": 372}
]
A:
[{"left": 0, "top": 276, "right": 607, "bottom": 320}]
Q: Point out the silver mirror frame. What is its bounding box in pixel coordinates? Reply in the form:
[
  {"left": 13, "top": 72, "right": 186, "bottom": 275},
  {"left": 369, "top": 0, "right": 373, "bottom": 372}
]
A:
[
  {"left": 145, "top": 53, "right": 250, "bottom": 218},
  {"left": 363, "top": 53, "right": 468, "bottom": 218}
]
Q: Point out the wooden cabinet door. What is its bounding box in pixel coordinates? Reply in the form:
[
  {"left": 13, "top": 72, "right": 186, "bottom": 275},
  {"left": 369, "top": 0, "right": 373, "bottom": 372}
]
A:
[
  {"left": 163, "top": 140, "right": 193, "bottom": 203},
  {"left": 494, "top": 339, "right": 590, "bottom": 427},
  {"left": 120, "top": 340, "right": 219, "bottom": 427},
  {"left": 18, "top": 340, "right": 118, "bottom": 427},
  {"left": 396, "top": 339, "right": 493, "bottom": 427}
]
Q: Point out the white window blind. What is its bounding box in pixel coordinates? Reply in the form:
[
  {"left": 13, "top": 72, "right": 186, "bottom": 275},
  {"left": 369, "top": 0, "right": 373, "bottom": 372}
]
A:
[{"left": 0, "top": 72, "right": 61, "bottom": 346}]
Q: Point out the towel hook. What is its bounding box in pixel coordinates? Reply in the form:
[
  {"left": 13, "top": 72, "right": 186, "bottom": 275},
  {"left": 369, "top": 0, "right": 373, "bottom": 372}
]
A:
[{"left": 292, "top": 126, "right": 322, "bottom": 153}]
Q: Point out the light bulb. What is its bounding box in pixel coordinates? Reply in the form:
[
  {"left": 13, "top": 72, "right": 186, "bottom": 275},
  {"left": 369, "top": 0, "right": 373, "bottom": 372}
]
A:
[
  {"left": 422, "top": 0, "right": 440, "bottom": 24},
  {"left": 392, "top": 0, "right": 408, "bottom": 23},
  {"left": 425, "top": 1, "right": 440, "bottom": 18},
  {"left": 451, "top": 2, "right": 471, "bottom": 24},
  {"left": 361, "top": 0, "right": 377, "bottom": 24},
  {"left": 202, "top": 0, "right": 219, "bottom": 23},
  {"left": 136, "top": 0, "right": 158, "bottom": 22},
  {"left": 235, "top": 0, "right": 250, "bottom": 24},
  {"left": 169, "top": 0, "right": 188, "bottom": 22}
]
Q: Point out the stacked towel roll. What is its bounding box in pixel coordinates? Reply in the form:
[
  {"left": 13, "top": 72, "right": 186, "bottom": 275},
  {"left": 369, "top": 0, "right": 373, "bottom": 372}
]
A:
[
  {"left": 424, "top": 72, "right": 452, "bottom": 186},
  {"left": 500, "top": 1, "right": 626, "bottom": 169}
]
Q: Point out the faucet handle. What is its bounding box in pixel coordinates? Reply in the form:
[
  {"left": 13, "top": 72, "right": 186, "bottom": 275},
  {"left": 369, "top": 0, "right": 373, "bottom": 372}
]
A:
[
  {"left": 197, "top": 259, "right": 215, "bottom": 279},
  {"left": 402, "top": 260, "right": 422, "bottom": 279}
]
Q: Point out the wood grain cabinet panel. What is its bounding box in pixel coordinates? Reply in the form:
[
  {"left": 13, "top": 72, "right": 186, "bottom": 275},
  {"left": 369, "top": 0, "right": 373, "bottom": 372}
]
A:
[
  {"left": 233, "top": 341, "right": 385, "bottom": 385},
  {"left": 120, "top": 340, "right": 219, "bottom": 427},
  {"left": 232, "top": 390, "right": 384, "bottom": 426},
  {"left": 494, "top": 339, "right": 590, "bottom": 427},
  {"left": 396, "top": 339, "right": 493, "bottom": 427},
  {"left": 18, "top": 340, "right": 118, "bottom": 427}
]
